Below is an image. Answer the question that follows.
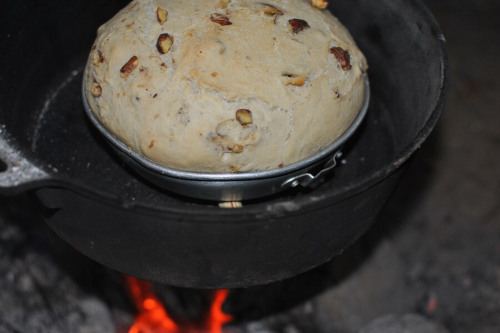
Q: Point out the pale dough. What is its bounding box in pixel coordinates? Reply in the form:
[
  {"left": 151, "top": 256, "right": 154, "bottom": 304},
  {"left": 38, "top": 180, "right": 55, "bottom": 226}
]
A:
[{"left": 85, "top": 0, "right": 368, "bottom": 172}]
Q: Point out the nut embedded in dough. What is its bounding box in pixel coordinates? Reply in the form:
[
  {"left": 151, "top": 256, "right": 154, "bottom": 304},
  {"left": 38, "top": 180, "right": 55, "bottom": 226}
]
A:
[
  {"left": 281, "top": 73, "right": 307, "bottom": 86},
  {"left": 92, "top": 50, "right": 104, "bottom": 65},
  {"left": 262, "top": 4, "right": 284, "bottom": 17},
  {"left": 210, "top": 13, "right": 232, "bottom": 26},
  {"left": 120, "top": 56, "right": 139, "bottom": 78},
  {"left": 91, "top": 81, "right": 102, "bottom": 97},
  {"left": 330, "top": 46, "right": 352, "bottom": 70},
  {"left": 311, "top": 0, "right": 329, "bottom": 10},
  {"left": 289, "top": 19, "right": 310, "bottom": 34},
  {"left": 157, "top": 33, "right": 174, "bottom": 54},
  {"left": 236, "top": 109, "right": 253, "bottom": 125},
  {"left": 156, "top": 7, "right": 168, "bottom": 25},
  {"left": 231, "top": 144, "right": 244, "bottom": 153}
]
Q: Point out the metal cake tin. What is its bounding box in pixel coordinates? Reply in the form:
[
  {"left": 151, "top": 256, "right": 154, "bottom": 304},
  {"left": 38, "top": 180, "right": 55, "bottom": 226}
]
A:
[{"left": 82, "top": 74, "right": 370, "bottom": 201}]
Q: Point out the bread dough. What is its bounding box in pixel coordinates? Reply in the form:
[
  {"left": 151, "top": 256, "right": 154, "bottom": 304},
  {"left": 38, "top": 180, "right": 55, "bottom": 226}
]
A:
[{"left": 85, "top": 0, "right": 368, "bottom": 173}]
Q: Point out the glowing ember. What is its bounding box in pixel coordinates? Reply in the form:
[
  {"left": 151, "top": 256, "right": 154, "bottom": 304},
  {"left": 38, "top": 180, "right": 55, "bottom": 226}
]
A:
[{"left": 125, "top": 276, "right": 233, "bottom": 333}]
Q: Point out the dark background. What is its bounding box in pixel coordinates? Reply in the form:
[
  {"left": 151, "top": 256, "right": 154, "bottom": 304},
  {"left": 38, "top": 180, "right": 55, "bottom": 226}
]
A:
[{"left": 0, "top": 0, "right": 499, "bottom": 332}]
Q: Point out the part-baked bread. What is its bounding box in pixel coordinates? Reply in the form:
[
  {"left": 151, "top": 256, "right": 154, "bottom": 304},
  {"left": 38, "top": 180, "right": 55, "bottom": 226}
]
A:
[{"left": 84, "top": 0, "right": 368, "bottom": 173}]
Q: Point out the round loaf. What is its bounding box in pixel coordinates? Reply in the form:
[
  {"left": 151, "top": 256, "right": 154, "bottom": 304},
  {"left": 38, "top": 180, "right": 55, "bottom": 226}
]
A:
[{"left": 84, "top": 0, "right": 368, "bottom": 173}]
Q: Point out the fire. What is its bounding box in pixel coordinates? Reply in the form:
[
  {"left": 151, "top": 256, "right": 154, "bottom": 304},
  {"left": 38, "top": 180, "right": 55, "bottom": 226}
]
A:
[
  {"left": 125, "top": 276, "right": 233, "bottom": 333},
  {"left": 206, "top": 289, "right": 232, "bottom": 332},
  {"left": 126, "top": 276, "right": 178, "bottom": 333}
]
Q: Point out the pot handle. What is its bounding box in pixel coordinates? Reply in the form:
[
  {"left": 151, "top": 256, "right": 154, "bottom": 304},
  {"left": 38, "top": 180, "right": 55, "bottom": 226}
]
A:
[
  {"left": 281, "top": 151, "right": 343, "bottom": 189},
  {"left": 0, "top": 131, "right": 49, "bottom": 194}
]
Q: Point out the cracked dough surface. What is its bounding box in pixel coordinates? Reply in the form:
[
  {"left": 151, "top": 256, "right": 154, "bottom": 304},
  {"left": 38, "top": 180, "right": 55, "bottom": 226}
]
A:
[{"left": 84, "top": 0, "right": 368, "bottom": 173}]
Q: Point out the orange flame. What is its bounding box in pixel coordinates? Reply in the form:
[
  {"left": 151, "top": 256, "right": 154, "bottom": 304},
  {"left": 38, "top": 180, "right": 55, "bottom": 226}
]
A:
[
  {"left": 125, "top": 276, "right": 233, "bottom": 333},
  {"left": 206, "top": 289, "right": 233, "bottom": 332},
  {"left": 126, "top": 276, "right": 179, "bottom": 333}
]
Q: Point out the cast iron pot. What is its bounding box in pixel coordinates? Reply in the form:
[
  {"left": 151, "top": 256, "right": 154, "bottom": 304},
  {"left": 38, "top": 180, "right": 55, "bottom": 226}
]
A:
[{"left": 0, "top": 0, "right": 448, "bottom": 288}]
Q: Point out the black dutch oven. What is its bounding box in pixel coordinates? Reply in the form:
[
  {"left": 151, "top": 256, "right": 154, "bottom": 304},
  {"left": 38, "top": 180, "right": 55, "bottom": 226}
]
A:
[{"left": 0, "top": 0, "right": 448, "bottom": 288}]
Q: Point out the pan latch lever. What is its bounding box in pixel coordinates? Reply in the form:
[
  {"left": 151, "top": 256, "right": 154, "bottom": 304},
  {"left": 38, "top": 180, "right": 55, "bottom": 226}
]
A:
[{"left": 281, "top": 151, "right": 343, "bottom": 189}]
